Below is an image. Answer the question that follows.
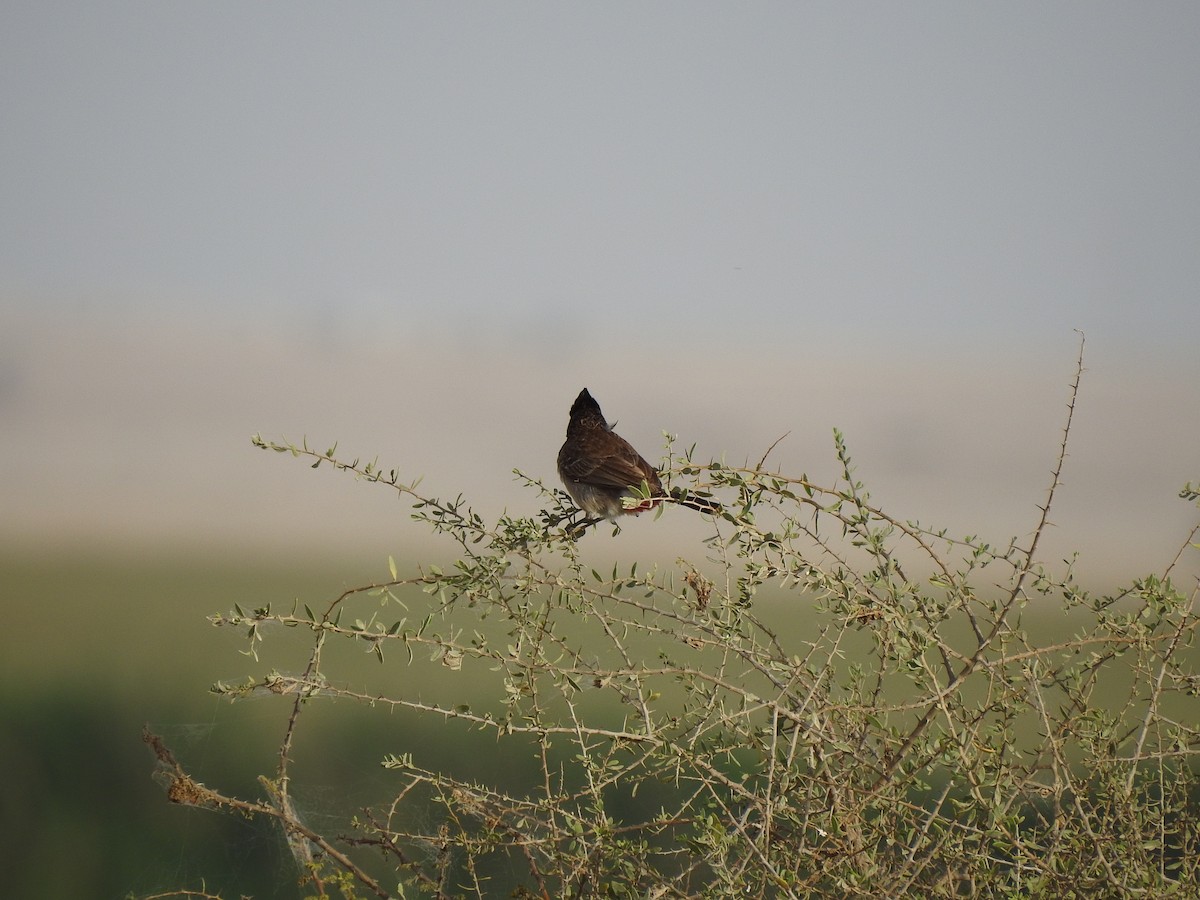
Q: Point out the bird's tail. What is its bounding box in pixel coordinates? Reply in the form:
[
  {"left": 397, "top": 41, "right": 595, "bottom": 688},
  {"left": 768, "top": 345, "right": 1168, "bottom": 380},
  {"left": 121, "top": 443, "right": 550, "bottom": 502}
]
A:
[{"left": 667, "top": 487, "right": 723, "bottom": 515}]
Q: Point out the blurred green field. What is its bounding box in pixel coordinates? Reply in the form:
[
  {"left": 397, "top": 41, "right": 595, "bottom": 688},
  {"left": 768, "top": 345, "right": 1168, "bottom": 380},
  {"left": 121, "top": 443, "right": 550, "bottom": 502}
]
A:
[
  {"left": 0, "top": 549, "right": 403, "bottom": 900},
  {"left": 3, "top": 546, "right": 1193, "bottom": 899},
  {"left": 1, "top": 548, "right": 643, "bottom": 899}
]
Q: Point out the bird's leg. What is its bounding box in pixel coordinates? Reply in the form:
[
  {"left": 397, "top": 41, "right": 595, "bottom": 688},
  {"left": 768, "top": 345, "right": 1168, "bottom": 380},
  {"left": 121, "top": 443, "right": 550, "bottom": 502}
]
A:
[{"left": 565, "top": 515, "right": 603, "bottom": 540}]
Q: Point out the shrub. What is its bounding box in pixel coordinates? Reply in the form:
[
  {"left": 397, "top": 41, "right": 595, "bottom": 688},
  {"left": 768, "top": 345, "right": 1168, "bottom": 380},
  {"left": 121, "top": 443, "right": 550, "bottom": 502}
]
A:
[{"left": 145, "top": 343, "right": 1200, "bottom": 899}]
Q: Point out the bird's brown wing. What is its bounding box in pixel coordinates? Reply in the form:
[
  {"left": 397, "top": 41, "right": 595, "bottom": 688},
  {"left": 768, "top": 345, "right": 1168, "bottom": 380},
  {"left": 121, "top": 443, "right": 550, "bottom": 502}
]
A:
[{"left": 559, "top": 432, "right": 661, "bottom": 491}]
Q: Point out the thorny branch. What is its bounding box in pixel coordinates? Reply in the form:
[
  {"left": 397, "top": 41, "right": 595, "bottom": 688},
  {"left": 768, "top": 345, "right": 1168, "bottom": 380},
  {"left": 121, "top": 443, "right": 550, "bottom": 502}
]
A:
[{"left": 145, "top": 341, "right": 1200, "bottom": 899}]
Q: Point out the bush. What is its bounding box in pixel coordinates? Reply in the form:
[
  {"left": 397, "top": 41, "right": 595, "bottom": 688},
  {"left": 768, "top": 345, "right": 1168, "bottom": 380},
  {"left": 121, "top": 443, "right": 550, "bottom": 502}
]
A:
[{"left": 144, "top": 345, "right": 1200, "bottom": 899}]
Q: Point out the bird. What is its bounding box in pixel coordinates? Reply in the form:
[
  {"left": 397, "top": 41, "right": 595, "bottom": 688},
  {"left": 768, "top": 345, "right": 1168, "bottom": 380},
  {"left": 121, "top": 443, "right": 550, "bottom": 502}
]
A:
[{"left": 556, "top": 388, "right": 720, "bottom": 528}]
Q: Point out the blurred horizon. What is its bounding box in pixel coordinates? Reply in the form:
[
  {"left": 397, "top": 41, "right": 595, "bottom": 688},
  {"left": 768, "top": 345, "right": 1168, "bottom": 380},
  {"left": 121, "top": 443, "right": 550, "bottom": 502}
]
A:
[{"left": 2, "top": 302, "right": 1196, "bottom": 589}]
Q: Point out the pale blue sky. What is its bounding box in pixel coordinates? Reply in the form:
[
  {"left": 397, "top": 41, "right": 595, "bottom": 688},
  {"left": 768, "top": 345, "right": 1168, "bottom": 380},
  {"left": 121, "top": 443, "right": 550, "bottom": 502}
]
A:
[
  {"left": 1, "top": 3, "right": 1197, "bottom": 583},
  {"left": 5, "top": 3, "right": 1198, "bottom": 344}
]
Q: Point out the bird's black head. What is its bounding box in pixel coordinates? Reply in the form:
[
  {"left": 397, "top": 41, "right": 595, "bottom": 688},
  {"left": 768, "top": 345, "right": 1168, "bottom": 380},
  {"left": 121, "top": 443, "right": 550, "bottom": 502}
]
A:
[{"left": 567, "top": 388, "right": 607, "bottom": 432}]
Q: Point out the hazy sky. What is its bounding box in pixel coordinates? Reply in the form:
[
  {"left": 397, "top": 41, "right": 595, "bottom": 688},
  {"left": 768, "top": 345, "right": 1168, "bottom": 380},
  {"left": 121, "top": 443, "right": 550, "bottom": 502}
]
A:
[{"left": 2, "top": 3, "right": 1197, "bottom": 585}]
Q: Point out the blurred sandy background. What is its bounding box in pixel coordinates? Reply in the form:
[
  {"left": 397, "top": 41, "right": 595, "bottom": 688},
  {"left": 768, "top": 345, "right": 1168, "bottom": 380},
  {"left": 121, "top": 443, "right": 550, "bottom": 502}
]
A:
[{"left": 2, "top": 304, "right": 1195, "bottom": 586}]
